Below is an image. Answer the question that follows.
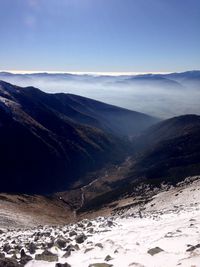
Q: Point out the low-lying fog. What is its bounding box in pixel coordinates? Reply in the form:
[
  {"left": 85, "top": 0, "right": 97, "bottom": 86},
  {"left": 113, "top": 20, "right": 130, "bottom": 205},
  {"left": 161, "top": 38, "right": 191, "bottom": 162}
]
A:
[{"left": 0, "top": 71, "right": 200, "bottom": 118}]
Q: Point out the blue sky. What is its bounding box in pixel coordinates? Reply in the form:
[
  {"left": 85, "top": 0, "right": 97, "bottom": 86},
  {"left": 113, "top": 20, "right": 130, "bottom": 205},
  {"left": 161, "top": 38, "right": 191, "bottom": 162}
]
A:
[{"left": 0, "top": 0, "right": 200, "bottom": 73}]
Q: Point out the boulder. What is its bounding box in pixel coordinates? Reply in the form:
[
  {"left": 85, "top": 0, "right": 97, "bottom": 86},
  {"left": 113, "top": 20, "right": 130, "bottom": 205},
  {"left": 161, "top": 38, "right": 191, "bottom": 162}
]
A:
[
  {"left": 3, "top": 243, "right": 11, "bottom": 253},
  {"left": 69, "top": 231, "right": 77, "bottom": 237},
  {"left": 20, "top": 249, "right": 32, "bottom": 265},
  {"left": 75, "top": 234, "right": 87, "bottom": 244},
  {"left": 35, "top": 250, "right": 58, "bottom": 262},
  {"left": 0, "top": 258, "right": 23, "bottom": 267},
  {"left": 87, "top": 222, "right": 93, "bottom": 227},
  {"left": 27, "top": 242, "right": 37, "bottom": 254},
  {"left": 84, "top": 248, "right": 94, "bottom": 253},
  {"left": 186, "top": 243, "right": 200, "bottom": 252},
  {"left": 0, "top": 253, "right": 5, "bottom": 259},
  {"left": 95, "top": 243, "right": 103, "bottom": 249},
  {"left": 20, "top": 254, "right": 32, "bottom": 265},
  {"left": 147, "top": 247, "right": 164, "bottom": 256},
  {"left": 88, "top": 264, "right": 113, "bottom": 267},
  {"left": 55, "top": 263, "right": 71, "bottom": 267},
  {"left": 54, "top": 238, "right": 67, "bottom": 249},
  {"left": 62, "top": 250, "right": 71, "bottom": 258},
  {"left": 104, "top": 255, "right": 113, "bottom": 261}
]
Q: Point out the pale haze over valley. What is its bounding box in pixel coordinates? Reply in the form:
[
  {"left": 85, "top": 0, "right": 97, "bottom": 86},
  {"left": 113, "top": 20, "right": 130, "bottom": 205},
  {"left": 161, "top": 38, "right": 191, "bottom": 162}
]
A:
[{"left": 0, "top": 70, "right": 200, "bottom": 118}]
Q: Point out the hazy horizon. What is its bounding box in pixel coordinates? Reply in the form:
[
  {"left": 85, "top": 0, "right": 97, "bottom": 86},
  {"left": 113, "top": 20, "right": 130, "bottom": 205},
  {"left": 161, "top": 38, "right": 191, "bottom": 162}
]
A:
[
  {"left": 1, "top": 70, "right": 200, "bottom": 119},
  {"left": 0, "top": 70, "right": 184, "bottom": 76}
]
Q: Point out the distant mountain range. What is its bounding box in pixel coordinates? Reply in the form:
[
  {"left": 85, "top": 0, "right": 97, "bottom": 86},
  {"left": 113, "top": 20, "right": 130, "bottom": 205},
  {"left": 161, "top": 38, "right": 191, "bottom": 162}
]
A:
[
  {"left": 0, "top": 70, "right": 199, "bottom": 88},
  {"left": 0, "top": 70, "right": 199, "bottom": 118},
  {"left": 0, "top": 81, "right": 157, "bottom": 194}
]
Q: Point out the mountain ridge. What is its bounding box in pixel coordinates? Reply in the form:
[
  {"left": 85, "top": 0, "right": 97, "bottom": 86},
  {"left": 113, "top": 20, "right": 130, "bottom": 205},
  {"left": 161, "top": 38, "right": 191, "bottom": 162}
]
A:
[{"left": 0, "top": 80, "right": 157, "bottom": 194}]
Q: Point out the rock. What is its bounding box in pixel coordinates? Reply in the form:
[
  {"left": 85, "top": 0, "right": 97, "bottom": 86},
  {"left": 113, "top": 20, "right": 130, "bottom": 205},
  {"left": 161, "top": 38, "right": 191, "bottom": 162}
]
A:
[
  {"left": 47, "top": 241, "right": 54, "bottom": 248},
  {"left": 20, "top": 254, "right": 32, "bottom": 265},
  {"left": 3, "top": 243, "right": 11, "bottom": 253},
  {"left": 147, "top": 247, "right": 164, "bottom": 256},
  {"left": 87, "top": 228, "right": 94, "bottom": 234},
  {"left": 42, "top": 231, "right": 51, "bottom": 237},
  {"left": 41, "top": 243, "right": 47, "bottom": 249},
  {"left": 95, "top": 243, "right": 103, "bottom": 249},
  {"left": 0, "top": 258, "right": 23, "bottom": 267},
  {"left": 0, "top": 253, "right": 5, "bottom": 259},
  {"left": 77, "top": 222, "right": 84, "bottom": 228},
  {"left": 55, "top": 238, "right": 67, "bottom": 249},
  {"left": 75, "top": 233, "right": 87, "bottom": 244},
  {"left": 28, "top": 242, "right": 37, "bottom": 254},
  {"left": 66, "top": 238, "right": 72, "bottom": 242},
  {"left": 64, "top": 244, "right": 76, "bottom": 252},
  {"left": 20, "top": 249, "right": 32, "bottom": 265},
  {"left": 0, "top": 229, "right": 4, "bottom": 235},
  {"left": 20, "top": 249, "right": 26, "bottom": 258},
  {"left": 34, "top": 236, "right": 39, "bottom": 242},
  {"left": 35, "top": 250, "right": 58, "bottom": 262},
  {"left": 186, "top": 243, "right": 200, "bottom": 252},
  {"left": 14, "top": 245, "right": 22, "bottom": 252},
  {"left": 104, "top": 255, "right": 113, "bottom": 261},
  {"left": 55, "top": 263, "right": 71, "bottom": 267},
  {"left": 88, "top": 264, "right": 113, "bottom": 267},
  {"left": 74, "top": 244, "right": 80, "bottom": 250},
  {"left": 84, "top": 248, "right": 94, "bottom": 253},
  {"left": 128, "top": 263, "right": 145, "bottom": 267},
  {"left": 11, "top": 253, "right": 18, "bottom": 260},
  {"left": 87, "top": 222, "right": 93, "bottom": 227},
  {"left": 107, "top": 220, "right": 114, "bottom": 227},
  {"left": 69, "top": 230, "right": 77, "bottom": 237},
  {"left": 62, "top": 250, "right": 71, "bottom": 258}
]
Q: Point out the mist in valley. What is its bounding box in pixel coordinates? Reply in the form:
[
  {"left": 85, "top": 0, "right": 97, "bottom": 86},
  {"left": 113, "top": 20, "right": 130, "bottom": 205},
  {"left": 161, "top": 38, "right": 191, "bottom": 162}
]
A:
[{"left": 0, "top": 71, "right": 200, "bottom": 119}]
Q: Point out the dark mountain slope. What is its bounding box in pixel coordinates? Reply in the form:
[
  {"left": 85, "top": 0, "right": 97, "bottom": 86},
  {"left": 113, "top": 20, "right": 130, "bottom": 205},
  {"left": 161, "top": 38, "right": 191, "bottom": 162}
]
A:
[
  {"left": 134, "top": 114, "right": 200, "bottom": 150},
  {"left": 0, "top": 81, "right": 157, "bottom": 194},
  {"left": 0, "top": 99, "right": 116, "bottom": 194},
  {"left": 0, "top": 82, "right": 121, "bottom": 194},
  {"left": 73, "top": 115, "right": 200, "bottom": 212},
  {"left": 129, "top": 115, "right": 200, "bottom": 184},
  {"left": 10, "top": 85, "right": 157, "bottom": 137},
  {"left": 54, "top": 93, "right": 158, "bottom": 136}
]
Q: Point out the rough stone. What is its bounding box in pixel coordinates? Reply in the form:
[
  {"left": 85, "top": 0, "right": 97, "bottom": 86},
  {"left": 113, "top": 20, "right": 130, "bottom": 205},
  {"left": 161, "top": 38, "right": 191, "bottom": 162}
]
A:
[
  {"left": 35, "top": 250, "right": 58, "bottom": 262},
  {"left": 0, "top": 258, "right": 23, "bottom": 267},
  {"left": 88, "top": 264, "right": 113, "bottom": 267},
  {"left": 147, "top": 247, "right": 164, "bottom": 256},
  {"left": 75, "top": 233, "right": 87, "bottom": 244},
  {"left": 55, "top": 263, "right": 71, "bottom": 267},
  {"left": 104, "top": 255, "right": 113, "bottom": 261}
]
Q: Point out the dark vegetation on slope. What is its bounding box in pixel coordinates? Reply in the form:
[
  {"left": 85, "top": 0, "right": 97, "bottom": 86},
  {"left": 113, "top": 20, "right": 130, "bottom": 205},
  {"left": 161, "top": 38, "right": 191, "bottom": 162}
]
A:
[
  {"left": 77, "top": 115, "right": 200, "bottom": 212},
  {"left": 0, "top": 81, "right": 157, "bottom": 194},
  {"left": 130, "top": 115, "right": 200, "bottom": 183}
]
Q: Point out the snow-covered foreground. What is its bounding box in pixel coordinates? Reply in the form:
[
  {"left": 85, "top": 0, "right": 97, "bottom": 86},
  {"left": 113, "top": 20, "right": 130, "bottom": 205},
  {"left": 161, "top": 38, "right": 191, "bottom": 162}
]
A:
[
  {"left": 27, "top": 210, "right": 200, "bottom": 267},
  {"left": 1, "top": 177, "right": 200, "bottom": 267}
]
